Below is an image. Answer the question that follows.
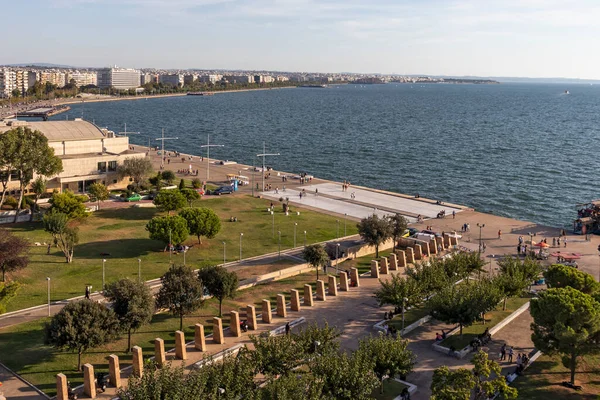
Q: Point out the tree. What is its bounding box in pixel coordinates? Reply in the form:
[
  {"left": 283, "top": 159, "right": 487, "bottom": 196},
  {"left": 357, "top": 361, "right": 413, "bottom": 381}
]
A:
[
  {"left": 43, "top": 210, "right": 79, "bottom": 263},
  {"left": 302, "top": 244, "right": 330, "bottom": 281},
  {"left": 249, "top": 333, "right": 304, "bottom": 377},
  {"left": 87, "top": 183, "right": 109, "bottom": 210},
  {"left": 145, "top": 215, "right": 189, "bottom": 249},
  {"left": 153, "top": 189, "right": 187, "bottom": 214},
  {"left": 544, "top": 264, "right": 600, "bottom": 295},
  {"left": 388, "top": 213, "right": 408, "bottom": 250},
  {"left": 116, "top": 157, "right": 154, "bottom": 191},
  {"left": 161, "top": 170, "right": 176, "bottom": 185},
  {"left": 374, "top": 274, "right": 422, "bottom": 312},
  {"left": 293, "top": 321, "right": 341, "bottom": 356},
  {"left": 0, "top": 230, "right": 29, "bottom": 282},
  {"left": 180, "top": 188, "right": 200, "bottom": 206},
  {"left": 104, "top": 279, "right": 155, "bottom": 353},
  {"left": 530, "top": 287, "right": 600, "bottom": 386},
  {"left": 471, "top": 350, "right": 517, "bottom": 399},
  {"left": 191, "top": 178, "right": 202, "bottom": 189},
  {"left": 406, "top": 259, "right": 449, "bottom": 298},
  {"left": 0, "top": 281, "right": 20, "bottom": 315},
  {"left": 357, "top": 214, "right": 393, "bottom": 258},
  {"left": 179, "top": 207, "right": 221, "bottom": 244},
  {"left": 357, "top": 334, "right": 416, "bottom": 394},
  {"left": 156, "top": 265, "right": 204, "bottom": 330},
  {"left": 44, "top": 300, "right": 119, "bottom": 370},
  {"left": 198, "top": 265, "right": 238, "bottom": 317},
  {"left": 49, "top": 190, "right": 88, "bottom": 219},
  {"left": 495, "top": 256, "right": 534, "bottom": 310},
  {"left": 11, "top": 88, "right": 21, "bottom": 98},
  {"left": 30, "top": 176, "right": 47, "bottom": 221},
  {"left": 259, "top": 373, "right": 324, "bottom": 400},
  {"left": 431, "top": 366, "right": 476, "bottom": 400},
  {"left": 178, "top": 178, "right": 185, "bottom": 190},
  {"left": 148, "top": 172, "right": 162, "bottom": 190}
]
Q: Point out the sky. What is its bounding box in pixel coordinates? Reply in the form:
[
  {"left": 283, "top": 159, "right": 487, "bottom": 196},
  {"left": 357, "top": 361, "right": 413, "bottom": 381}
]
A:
[{"left": 3, "top": 0, "right": 600, "bottom": 79}]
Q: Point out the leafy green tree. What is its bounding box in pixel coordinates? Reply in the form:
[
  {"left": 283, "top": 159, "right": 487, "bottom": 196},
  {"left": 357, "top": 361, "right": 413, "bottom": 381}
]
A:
[
  {"left": 544, "top": 264, "right": 600, "bottom": 295},
  {"left": 445, "top": 251, "right": 487, "bottom": 279},
  {"left": 49, "top": 190, "right": 88, "bottom": 219},
  {"left": 259, "top": 373, "right": 323, "bottom": 400},
  {"left": 0, "top": 281, "right": 20, "bottom": 315},
  {"left": 471, "top": 350, "right": 517, "bottom": 399},
  {"left": 302, "top": 243, "right": 330, "bottom": 281},
  {"left": 530, "top": 287, "right": 600, "bottom": 385},
  {"left": 11, "top": 88, "right": 21, "bottom": 97},
  {"left": 146, "top": 215, "right": 189, "bottom": 249},
  {"left": 406, "top": 259, "right": 449, "bottom": 298},
  {"left": 431, "top": 366, "right": 475, "bottom": 400},
  {"left": 357, "top": 214, "right": 393, "bottom": 258},
  {"left": 156, "top": 265, "right": 204, "bottom": 330},
  {"left": 116, "top": 157, "right": 154, "bottom": 191},
  {"left": 495, "top": 256, "right": 535, "bottom": 310},
  {"left": 31, "top": 176, "right": 47, "bottom": 220},
  {"left": 191, "top": 178, "right": 202, "bottom": 189},
  {"left": 374, "top": 273, "right": 423, "bottom": 312},
  {"left": 153, "top": 189, "right": 187, "bottom": 214},
  {"left": 44, "top": 300, "right": 119, "bottom": 370},
  {"left": 0, "top": 230, "right": 29, "bottom": 282},
  {"left": 161, "top": 170, "right": 176, "bottom": 185},
  {"left": 87, "top": 182, "right": 110, "bottom": 210},
  {"left": 149, "top": 172, "right": 163, "bottom": 190},
  {"left": 249, "top": 333, "right": 304, "bottom": 377},
  {"left": 357, "top": 334, "right": 416, "bottom": 394},
  {"left": 388, "top": 213, "right": 408, "bottom": 250},
  {"left": 178, "top": 178, "right": 185, "bottom": 190},
  {"left": 104, "top": 279, "right": 155, "bottom": 352},
  {"left": 180, "top": 188, "right": 200, "bottom": 206},
  {"left": 198, "top": 265, "right": 238, "bottom": 317},
  {"left": 293, "top": 321, "right": 341, "bottom": 356},
  {"left": 179, "top": 207, "right": 221, "bottom": 244},
  {"left": 43, "top": 210, "right": 79, "bottom": 263}
]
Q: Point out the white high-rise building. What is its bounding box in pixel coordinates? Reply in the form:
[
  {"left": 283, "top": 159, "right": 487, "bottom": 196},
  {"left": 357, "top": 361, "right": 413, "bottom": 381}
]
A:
[
  {"left": 0, "top": 69, "right": 17, "bottom": 98},
  {"left": 66, "top": 71, "right": 97, "bottom": 87},
  {"left": 97, "top": 68, "right": 141, "bottom": 90}
]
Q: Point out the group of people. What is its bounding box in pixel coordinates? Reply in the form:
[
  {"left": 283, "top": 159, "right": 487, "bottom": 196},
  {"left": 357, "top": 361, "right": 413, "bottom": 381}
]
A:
[
  {"left": 470, "top": 328, "right": 492, "bottom": 350},
  {"left": 177, "top": 168, "right": 199, "bottom": 176},
  {"left": 435, "top": 330, "right": 447, "bottom": 341},
  {"left": 461, "top": 223, "right": 471, "bottom": 232},
  {"left": 299, "top": 173, "right": 312, "bottom": 184},
  {"left": 341, "top": 180, "right": 351, "bottom": 191},
  {"left": 500, "top": 344, "right": 530, "bottom": 374}
]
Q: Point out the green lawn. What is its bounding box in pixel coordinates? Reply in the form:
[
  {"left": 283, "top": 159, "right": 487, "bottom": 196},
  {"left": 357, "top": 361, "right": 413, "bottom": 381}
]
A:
[
  {"left": 339, "top": 249, "right": 395, "bottom": 274},
  {"left": 387, "top": 306, "right": 431, "bottom": 331},
  {"left": 371, "top": 378, "right": 409, "bottom": 400},
  {"left": 440, "top": 295, "right": 531, "bottom": 350},
  {"left": 511, "top": 353, "right": 600, "bottom": 400},
  {"left": 3, "top": 195, "right": 357, "bottom": 311}
]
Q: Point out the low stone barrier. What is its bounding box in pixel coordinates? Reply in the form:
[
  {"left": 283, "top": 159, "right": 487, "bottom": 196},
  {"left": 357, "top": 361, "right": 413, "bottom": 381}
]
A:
[{"left": 269, "top": 317, "right": 306, "bottom": 336}]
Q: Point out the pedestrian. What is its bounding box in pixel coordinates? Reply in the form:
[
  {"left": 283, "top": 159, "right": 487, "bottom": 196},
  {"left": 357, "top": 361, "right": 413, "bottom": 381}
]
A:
[
  {"left": 315, "top": 188, "right": 318, "bottom": 196},
  {"left": 452, "top": 210, "right": 456, "bottom": 219},
  {"left": 518, "top": 236, "right": 523, "bottom": 244},
  {"left": 517, "top": 244, "right": 521, "bottom": 254},
  {"left": 557, "top": 237, "right": 561, "bottom": 246},
  {"left": 516, "top": 353, "right": 523, "bottom": 373},
  {"left": 564, "top": 237, "right": 567, "bottom": 248},
  {"left": 285, "top": 322, "right": 290, "bottom": 335},
  {"left": 85, "top": 285, "right": 90, "bottom": 300},
  {"left": 498, "top": 229, "right": 502, "bottom": 240},
  {"left": 552, "top": 237, "right": 556, "bottom": 247},
  {"left": 47, "top": 243, "right": 51, "bottom": 255},
  {"left": 500, "top": 343, "right": 506, "bottom": 361},
  {"left": 508, "top": 346, "right": 514, "bottom": 363}
]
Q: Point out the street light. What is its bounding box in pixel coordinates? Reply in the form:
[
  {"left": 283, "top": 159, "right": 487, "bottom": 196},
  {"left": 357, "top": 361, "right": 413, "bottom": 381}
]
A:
[
  {"left": 102, "top": 259, "right": 106, "bottom": 291},
  {"left": 239, "top": 233, "right": 244, "bottom": 261},
  {"left": 528, "top": 231, "right": 534, "bottom": 257},
  {"left": 46, "top": 277, "right": 51, "bottom": 317},
  {"left": 257, "top": 142, "right": 280, "bottom": 193},
  {"left": 200, "top": 134, "right": 224, "bottom": 182},
  {"left": 271, "top": 210, "right": 275, "bottom": 238},
  {"left": 477, "top": 223, "right": 485, "bottom": 254},
  {"left": 222, "top": 241, "right": 226, "bottom": 266},
  {"left": 137, "top": 259, "right": 141, "bottom": 282},
  {"left": 335, "top": 243, "right": 341, "bottom": 273},
  {"left": 402, "top": 297, "right": 408, "bottom": 332},
  {"left": 278, "top": 231, "right": 282, "bottom": 258},
  {"left": 294, "top": 223, "right": 297, "bottom": 248},
  {"left": 304, "top": 231, "right": 307, "bottom": 248},
  {"left": 155, "top": 128, "right": 178, "bottom": 168}
]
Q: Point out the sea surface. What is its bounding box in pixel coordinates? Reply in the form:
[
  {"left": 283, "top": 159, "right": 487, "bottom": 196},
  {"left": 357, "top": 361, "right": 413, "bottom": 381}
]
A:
[{"left": 53, "top": 83, "right": 600, "bottom": 228}]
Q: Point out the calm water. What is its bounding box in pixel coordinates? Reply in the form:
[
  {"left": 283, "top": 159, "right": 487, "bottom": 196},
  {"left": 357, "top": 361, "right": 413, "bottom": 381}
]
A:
[{"left": 54, "top": 84, "right": 600, "bottom": 228}]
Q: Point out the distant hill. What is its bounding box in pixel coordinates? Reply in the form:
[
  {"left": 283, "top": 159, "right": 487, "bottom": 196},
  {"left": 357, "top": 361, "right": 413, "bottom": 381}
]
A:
[
  {"left": 2, "top": 63, "right": 79, "bottom": 69},
  {"left": 428, "top": 75, "right": 600, "bottom": 85}
]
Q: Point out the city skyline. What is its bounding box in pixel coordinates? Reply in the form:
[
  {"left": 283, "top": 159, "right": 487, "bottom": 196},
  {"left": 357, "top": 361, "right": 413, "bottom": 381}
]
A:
[{"left": 4, "top": 0, "right": 600, "bottom": 79}]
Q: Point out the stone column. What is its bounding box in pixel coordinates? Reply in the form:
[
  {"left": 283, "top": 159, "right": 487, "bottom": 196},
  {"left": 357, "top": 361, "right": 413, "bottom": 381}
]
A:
[
  {"left": 195, "top": 324, "right": 206, "bottom": 351},
  {"left": 132, "top": 345, "right": 143, "bottom": 377},
  {"left": 276, "top": 294, "right": 287, "bottom": 317},
  {"left": 371, "top": 260, "right": 380, "bottom": 278},
  {"left": 83, "top": 363, "right": 96, "bottom": 399},
  {"left": 429, "top": 240, "right": 437, "bottom": 255},
  {"left": 350, "top": 267, "right": 360, "bottom": 287},
  {"left": 174, "top": 330, "right": 187, "bottom": 360},
  {"left": 154, "top": 338, "right": 166, "bottom": 366},
  {"left": 213, "top": 317, "right": 225, "bottom": 344},
  {"left": 443, "top": 235, "right": 451, "bottom": 247},
  {"left": 380, "top": 257, "right": 389, "bottom": 274},
  {"left": 389, "top": 253, "right": 398, "bottom": 270},
  {"left": 316, "top": 280, "right": 326, "bottom": 301},
  {"left": 450, "top": 236, "right": 458, "bottom": 246},
  {"left": 56, "top": 373, "right": 68, "bottom": 400},
  {"left": 414, "top": 244, "right": 422, "bottom": 260},
  {"left": 435, "top": 236, "right": 444, "bottom": 251},
  {"left": 339, "top": 271, "right": 349, "bottom": 291},
  {"left": 290, "top": 289, "right": 301, "bottom": 311},
  {"left": 396, "top": 250, "right": 406, "bottom": 267},
  {"left": 108, "top": 354, "right": 121, "bottom": 388},
  {"left": 406, "top": 247, "right": 415, "bottom": 263},
  {"left": 304, "top": 284, "right": 314, "bottom": 306},
  {"left": 422, "top": 242, "right": 431, "bottom": 257},
  {"left": 328, "top": 275, "right": 338, "bottom": 296},
  {"left": 230, "top": 310, "right": 241, "bottom": 337},
  {"left": 262, "top": 299, "right": 272, "bottom": 323},
  {"left": 247, "top": 305, "right": 258, "bottom": 330}
]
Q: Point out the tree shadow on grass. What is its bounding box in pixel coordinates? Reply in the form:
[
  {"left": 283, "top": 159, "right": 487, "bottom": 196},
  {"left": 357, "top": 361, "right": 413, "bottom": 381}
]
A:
[
  {"left": 95, "top": 207, "right": 159, "bottom": 221},
  {"left": 74, "top": 238, "right": 162, "bottom": 259}
]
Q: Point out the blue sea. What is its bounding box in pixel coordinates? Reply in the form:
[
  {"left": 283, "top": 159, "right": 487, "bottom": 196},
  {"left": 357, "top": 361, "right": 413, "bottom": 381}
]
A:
[{"left": 53, "top": 83, "right": 600, "bottom": 228}]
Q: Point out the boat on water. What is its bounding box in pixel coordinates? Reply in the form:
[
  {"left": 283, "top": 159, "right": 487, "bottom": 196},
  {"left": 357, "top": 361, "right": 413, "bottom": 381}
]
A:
[
  {"left": 298, "top": 84, "right": 328, "bottom": 88},
  {"left": 564, "top": 90, "right": 570, "bottom": 94},
  {"left": 187, "top": 92, "right": 214, "bottom": 96}
]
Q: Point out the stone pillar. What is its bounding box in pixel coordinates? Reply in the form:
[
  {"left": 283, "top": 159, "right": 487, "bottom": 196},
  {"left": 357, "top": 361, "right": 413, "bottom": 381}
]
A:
[
  {"left": 290, "top": 289, "right": 301, "bottom": 311},
  {"left": 154, "top": 338, "right": 166, "bottom": 366},
  {"left": 406, "top": 247, "right": 415, "bottom": 264},
  {"left": 108, "top": 354, "right": 121, "bottom": 388},
  {"left": 56, "top": 373, "right": 68, "bottom": 400},
  {"left": 429, "top": 240, "right": 437, "bottom": 255},
  {"left": 450, "top": 236, "right": 458, "bottom": 246},
  {"left": 316, "top": 280, "right": 326, "bottom": 301},
  {"left": 230, "top": 310, "right": 241, "bottom": 337},
  {"left": 443, "top": 235, "right": 451, "bottom": 247},
  {"left": 396, "top": 250, "right": 406, "bottom": 267},
  {"left": 380, "top": 257, "right": 389, "bottom": 274},
  {"left": 371, "top": 260, "right": 380, "bottom": 278},
  {"left": 213, "top": 317, "right": 225, "bottom": 344},
  {"left": 435, "top": 236, "right": 444, "bottom": 251},
  {"left": 195, "top": 324, "right": 206, "bottom": 351},
  {"left": 389, "top": 253, "right": 398, "bottom": 270},
  {"left": 422, "top": 242, "right": 431, "bottom": 257},
  {"left": 83, "top": 363, "right": 96, "bottom": 399},
  {"left": 247, "top": 305, "right": 258, "bottom": 330},
  {"left": 276, "top": 294, "right": 287, "bottom": 317},
  {"left": 132, "top": 345, "right": 143, "bottom": 377},
  {"left": 350, "top": 267, "right": 360, "bottom": 287},
  {"left": 175, "top": 330, "right": 187, "bottom": 360},
  {"left": 262, "top": 299, "right": 272, "bottom": 323},
  {"left": 328, "top": 275, "right": 338, "bottom": 296},
  {"left": 414, "top": 244, "right": 422, "bottom": 260},
  {"left": 339, "top": 271, "right": 349, "bottom": 291},
  {"left": 304, "top": 284, "right": 314, "bottom": 306}
]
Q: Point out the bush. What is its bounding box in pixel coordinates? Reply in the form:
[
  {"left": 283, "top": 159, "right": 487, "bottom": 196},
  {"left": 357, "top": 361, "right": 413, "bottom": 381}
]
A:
[
  {"left": 191, "top": 178, "right": 202, "bottom": 189},
  {"left": 4, "top": 196, "right": 18, "bottom": 209}
]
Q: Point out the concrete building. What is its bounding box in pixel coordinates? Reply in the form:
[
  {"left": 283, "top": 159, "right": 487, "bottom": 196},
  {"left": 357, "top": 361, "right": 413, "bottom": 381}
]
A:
[
  {"left": 0, "top": 69, "right": 17, "bottom": 98},
  {"left": 66, "top": 71, "right": 97, "bottom": 87},
  {"left": 97, "top": 68, "right": 141, "bottom": 90},
  {"left": 224, "top": 75, "right": 254, "bottom": 84},
  {"left": 183, "top": 74, "right": 198, "bottom": 85},
  {"left": 199, "top": 74, "right": 221, "bottom": 84},
  {"left": 159, "top": 74, "right": 184, "bottom": 87},
  {"left": 38, "top": 71, "right": 67, "bottom": 87},
  {"left": 140, "top": 73, "right": 157, "bottom": 85},
  {"left": 0, "top": 119, "right": 146, "bottom": 193}
]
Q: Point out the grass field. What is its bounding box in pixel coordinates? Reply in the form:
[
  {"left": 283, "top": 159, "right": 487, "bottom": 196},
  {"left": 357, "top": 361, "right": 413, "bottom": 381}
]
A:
[
  {"left": 3, "top": 195, "right": 356, "bottom": 312},
  {"left": 371, "top": 378, "right": 409, "bottom": 400},
  {"left": 338, "top": 249, "right": 395, "bottom": 274},
  {"left": 387, "top": 306, "right": 431, "bottom": 331}
]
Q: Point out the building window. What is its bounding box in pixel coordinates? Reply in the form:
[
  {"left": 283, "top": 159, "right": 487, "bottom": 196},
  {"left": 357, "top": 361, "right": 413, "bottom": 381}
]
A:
[
  {"left": 108, "top": 161, "right": 117, "bottom": 172},
  {"left": 98, "top": 162, "right": 107, "bottom": 173},
  {"left": 9, "top": 170, "right": 18, "bottom": 180}
]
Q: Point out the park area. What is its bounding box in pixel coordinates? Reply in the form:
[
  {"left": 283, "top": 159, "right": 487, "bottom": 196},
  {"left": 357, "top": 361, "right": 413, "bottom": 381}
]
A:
[{"left": 2, "top": 195, "right": 356, "bottom": 312}]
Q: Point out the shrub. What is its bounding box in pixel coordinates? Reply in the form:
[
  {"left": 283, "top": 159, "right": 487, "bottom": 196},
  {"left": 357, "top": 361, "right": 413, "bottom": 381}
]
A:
[{"left": 191, "top": 178, "right": 202, "bottom": 189}]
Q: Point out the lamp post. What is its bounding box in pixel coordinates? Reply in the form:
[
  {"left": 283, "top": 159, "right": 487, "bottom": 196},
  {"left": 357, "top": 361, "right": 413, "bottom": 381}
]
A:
[
  {"left": 402, "top": 297, "right": 408, "bottom": 332},
  {"left": 137, "top": 259, "right": 141, "bottom": 282},
  {"left": 528, "top": 231, "right": 534, "bottom": 257},
  {"left": 239, "top": 233, "right": 244, "bottom": 261},
  {"left": 102, "top": 259, "right": 106, "bottom": 291},
  {"left": 294, "top": 223, "right": 297, "bottom": 248},
  {"left": 200, "top": 134, "right": 224, "bottom": 182},
  {"left": 336, "top": 243, "right": 340, "bottom": 273},
  {"left": 271, "top": 210, "right": 275, "bottom": 238},
  {"left": 46, "top": 277, "right": 51, "bottom": 317},
  {"left": 257, "top": 142, "right": 280, "bottom": 192},
  {"left": 278, "top": 231, "right": 282, "bottom": 259},
  {"left": 222, "top": 241, "right": 226, "bottom": 266},
  {"left": 344, "top": 213, "right": 347, "bottom": 236},
  {"left": 304, "top": 231, "right": 307, "bottom": 247},
  {"left": 477, "top": 223, "right": 485, "bottom": 254},
  {"left": 155, "top": 128, "right": 178, "bottom": 168}
]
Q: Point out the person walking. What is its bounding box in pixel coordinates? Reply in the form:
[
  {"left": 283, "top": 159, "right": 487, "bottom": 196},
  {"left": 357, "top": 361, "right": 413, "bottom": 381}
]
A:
[
  {"left": 552, "top": 237, "right": 556, "bottom": 247},
  {"left": 452, "top": 210, "right": 456, "bottom": 219},
  {"left": 85, "top": 285, "right": 91, "bottom": 300},
  {"left": 285, "top": 322, "right": 290, "bottom": 335},
  {"left": 47, "top": 243, "right": 51, "bottom": 255},
  {"left": 508, "top": 346, "right": 514, "bottom": 363},
  {"left": 564, "top": 237, "right": 568, "bottom": 248},
  {"left": 498, "top": 229, "right": 502, "bottom": 240},
  {"left": 500, "top": 343, "right": 507, "bottom": 361}
]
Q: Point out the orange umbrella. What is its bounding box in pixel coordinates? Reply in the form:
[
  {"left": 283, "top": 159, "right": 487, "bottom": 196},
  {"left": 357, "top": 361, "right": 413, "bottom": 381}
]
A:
[{"left": 534, "top": 242, "right": 549, "bottom": 248}]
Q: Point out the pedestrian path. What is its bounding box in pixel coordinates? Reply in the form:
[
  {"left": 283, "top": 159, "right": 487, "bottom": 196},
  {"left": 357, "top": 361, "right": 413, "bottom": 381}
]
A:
[{"left": 0, "top": 364, "right": 46, "bottom": 400}]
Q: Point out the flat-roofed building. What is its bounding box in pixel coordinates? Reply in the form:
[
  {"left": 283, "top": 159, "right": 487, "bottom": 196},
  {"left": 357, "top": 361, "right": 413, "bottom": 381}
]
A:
[
  {"left": 159, "top": 74, "right": 184, "bottom": 87},
  {"left": 66, "top": 71, "right": 97, "bottom": 87},
  {"left": 0, "top": 69, "right": 17, "bottom": 97},
  {"left": 97, "top": 68, "right": 141, "bottom": 89}
]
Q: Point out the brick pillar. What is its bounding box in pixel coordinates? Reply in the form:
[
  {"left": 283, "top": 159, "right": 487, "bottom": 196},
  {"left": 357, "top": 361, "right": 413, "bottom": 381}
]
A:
[
  {"left": 371, "top": 260, "right": 380, "bottom": 278},
  {"left": 350, "top": 267, "right": 360, "bottom": 287},
  {"left": 328, "top": 275, "right": 338, "bottom": 296},
  {"left": 339, "top": 271, "right": 349, "bottom": 291},
  {"left": 396, "top": 250, "right": 406, "bottom": 267},
  {"left": 262, "top": 299, "right": 272, "bottom": 323},
  {"left": 304, "top": 284, "right": 314, "bottom": 306},
  {"left": 56, "top": 373, "right": 68, "bottom": 400},
  {"left": 290, "top": 289, "right": 301, "bottom": 311},
  {"left": 414, "top": 244, "right": 423, "bottom": 260},
  {"left": 108, "top": 354, "right": 121, "bottom": 388},
  {"left": 175, "top": 330, "right": 187, "bottom": 360},
  {"left": 213, "top": 317, "right": 225, "bottom": 344},
  {"left": 195, "top": 324, "right": 206, "bottom": 351},
  {"left": 406, "top": 247, "right": 415, "bottom": 264},
  {"left": 154, "top": 338, "right": 166, "bottom": 366},
  {"left": 247, "top": 305, "right": 258, "bottom": 330},
  {"left": 132, "top": 345, "right": 143, "bottom": 377},
  {"left": 276, "top": 294, "right": 287, "bottom": 317},
  {"left": 389, "top": 253, "right": 398, "bottom": 270},
  {"left": 380, "top": 257, "right": 389, "bottom": 274},
  {"left": 230, "top": 311, "right": 241, "bottom": 337},
  {"left": 316, "top": 280, "right": 326, "bottom": 301},
  {"left": 83, "top": 363, "right": 96, "bottom": 399}
]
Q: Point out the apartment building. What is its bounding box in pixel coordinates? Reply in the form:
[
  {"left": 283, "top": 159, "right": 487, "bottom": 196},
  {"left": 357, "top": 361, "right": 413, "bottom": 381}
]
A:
[
  {"left": 66, "top": 71, "right": 97, "bottom": 87},
  {"left": 158, "top": 74, "right": 184, "bottom": 87},
  {"left": 38, "top": 71, "right": 67, "bottom": 87},
  {"left": 97, "top": 67, "right": 141, "bottom": 90},
  {"left": 0, "top": 69, "right": 16, "bottom": 97}
]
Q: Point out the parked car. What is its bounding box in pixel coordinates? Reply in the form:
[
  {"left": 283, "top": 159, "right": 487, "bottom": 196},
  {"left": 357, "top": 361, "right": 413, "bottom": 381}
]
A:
[
  {"left": 212, "top": 186, "right": 234, "bottom": 195},
  {"left": 126, "top": 193, "right": 142, "bottom": 202}
]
